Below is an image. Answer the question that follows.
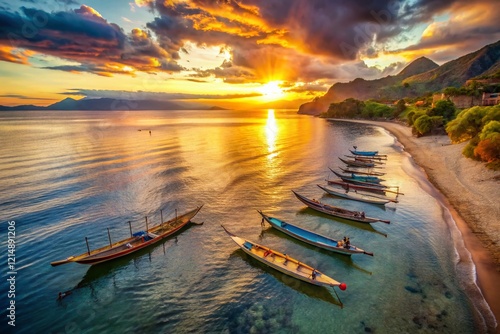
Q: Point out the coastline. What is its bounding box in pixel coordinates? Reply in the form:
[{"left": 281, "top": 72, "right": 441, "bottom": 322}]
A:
[{"left": 331, "top": 118, "right": 500, "bottom": 333}]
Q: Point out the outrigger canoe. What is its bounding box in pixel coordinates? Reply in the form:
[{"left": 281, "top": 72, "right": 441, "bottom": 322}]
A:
[
  {"left": 331, "top": 170, "right": 384, "bottom": 184},
  {"left": 258, "top": 211, "right": 373, "bottom": 256},
  {"left": 339, "top": 167, "right": 385, "bottom": 176},
  {"left": 317, "top": 184, "right": 397, "bottom": 205},
  {"left": 51, "top": 206, "right": 203, "bottom": 266},
  {"left": 350, "top": 147, "right": 387, "bottom": 158},
  {"left": 344, "top": 155, "right": 387, "bottom": 163},
  {"left": 326, "top": 179, "right": 403, "bottom": 195},
  {"left": 339, "top": 157, "right": 378, "bottom": 168},
  {"left": 292, "top": 191, "right": 390, "bottom": 224},
  {"left": 350, "top": 148, "right": 378, "bottom": 156},
  {"left": 221, "top": 225, "right": 347, "bottom": 291}
]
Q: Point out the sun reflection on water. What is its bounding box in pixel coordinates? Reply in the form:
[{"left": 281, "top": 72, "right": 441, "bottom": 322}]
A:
[{"left": 265, "top": 109, "right": 278, "bottom": 158}]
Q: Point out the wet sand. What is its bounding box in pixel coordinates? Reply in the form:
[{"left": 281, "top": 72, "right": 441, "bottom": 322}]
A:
[{"left": 332, "top": 119, "right": 500, "bottom": 333}]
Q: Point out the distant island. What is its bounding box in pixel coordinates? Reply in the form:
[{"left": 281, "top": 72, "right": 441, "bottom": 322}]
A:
[{"left": 0, "top": 97, "right": 227, "bottom": 112}]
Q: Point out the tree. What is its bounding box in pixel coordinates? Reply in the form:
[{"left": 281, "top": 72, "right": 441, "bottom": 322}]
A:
[
  {"left": 428, "top": 99, "right": 456, "bottom": 123},
  {"left": 394, "top": 99, "right": 406, "bottom": 118},
  {"left": 413, "top": 115, "right": 433, "bottom": 136},
  {"left": 446, "top": 106, "right": 491, "bottom": 143}
]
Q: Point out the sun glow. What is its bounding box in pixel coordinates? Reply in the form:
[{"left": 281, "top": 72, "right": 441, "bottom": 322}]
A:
[{"left": 259, "top": 81, "right": 284, "bottom": 101}]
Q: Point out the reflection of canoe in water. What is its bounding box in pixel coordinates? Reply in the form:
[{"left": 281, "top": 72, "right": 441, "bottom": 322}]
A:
[
  {"left": 292, "top": 190, "right": 390, "bottom": 224},
  {"left": 51, "top": 206, "right": 203, "bottom": 266},
  {"left": 258, "top": 211, "right": 373, "bottom": 256},
  {"left": 317, "top": 184, "right": 397, "bottom": 205},
  {"left": 221, "top": 225, "right": 347, "bottom": 290}
]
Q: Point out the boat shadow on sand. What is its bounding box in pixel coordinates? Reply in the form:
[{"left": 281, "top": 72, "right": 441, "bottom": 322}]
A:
[
  {"left": 295, "top": 207, "right": 388, "bottom": 238},
  {"left": 258, "top": 227, "right": 373, "bottom": 276},
  {"left": 229, "top": 250, "right": 343, "bottom": 308}
]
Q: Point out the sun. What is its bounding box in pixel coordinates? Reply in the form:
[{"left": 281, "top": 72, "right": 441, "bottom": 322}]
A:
[{"left": 259, "top": 81, "right": 284, "bottom": 101}]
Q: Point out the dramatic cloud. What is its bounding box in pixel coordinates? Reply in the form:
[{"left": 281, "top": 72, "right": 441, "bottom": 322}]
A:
[
  {"left": 1, "top": 0, "right": 499, "bottom": 87},
  {"left": 0, "top": 5, "right": 182, "bottom": 75}
]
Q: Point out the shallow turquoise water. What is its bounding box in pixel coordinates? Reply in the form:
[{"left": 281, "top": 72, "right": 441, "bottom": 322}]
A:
[{"left": 0, "top": 109, "right": 489, "bottom": 333}]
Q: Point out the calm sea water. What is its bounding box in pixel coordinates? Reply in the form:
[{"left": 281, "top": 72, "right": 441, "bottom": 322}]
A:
[{"left": 0, "top": 109, "right": 493, "bottom": 333}]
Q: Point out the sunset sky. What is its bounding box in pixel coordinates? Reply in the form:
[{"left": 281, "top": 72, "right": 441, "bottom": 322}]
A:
[{"left": 1, "top": 0, "right": 500, "bottom": 108}]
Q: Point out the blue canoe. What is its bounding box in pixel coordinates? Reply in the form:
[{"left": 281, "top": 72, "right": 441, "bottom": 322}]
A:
[{"left": 259, "top": 211, "right": 373, "bottom": 256}]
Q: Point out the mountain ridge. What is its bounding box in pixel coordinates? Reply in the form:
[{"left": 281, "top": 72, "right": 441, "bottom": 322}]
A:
[{"left": 299, "top": 40, "right": 500, "bottom": 115}]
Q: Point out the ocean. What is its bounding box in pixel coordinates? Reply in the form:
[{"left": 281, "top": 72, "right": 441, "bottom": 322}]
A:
[{"left": 0, "top": 109, "right": 492, "bottom": 333}]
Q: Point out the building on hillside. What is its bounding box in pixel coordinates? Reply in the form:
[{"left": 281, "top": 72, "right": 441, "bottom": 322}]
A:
[
  {"left": 432, "top": 93, "right": 482, "bottom": 108},
  {"left": 482, "top": 92, "right": 500, "bottom": 106}
]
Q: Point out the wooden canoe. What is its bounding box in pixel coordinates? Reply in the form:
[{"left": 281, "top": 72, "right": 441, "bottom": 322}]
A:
[
  {"left": 51, "top": 206, "right": 203, "bottom": 266},
  {"left": 258, "top": 211, "right": 373, "bottom": 256},
  {"left": 332, "top": 170, "right": 384, "bottom": 184},
  {"left": 344, "top": 155, "right": 387, "bottom": 163},
  {"left": 349, "top": 149, "right": 387, "bottom": 158},
  {"left": 326, "top": 179, "right": 404, "bottom": 196},
  {"left": 338, "top": 157, "right": 378, "bottom": 168},
  {"left": 338, "top": 167, "right": 385, "bottom": 176},
  {"left": 221, "top": 225, "right": 347, "bottom": 290},
  {"left": 292, "top": 190, "right": 390, "bottom": 224},
  {"left": 317, "top": 184, "right": 397, "bottom": 205}
]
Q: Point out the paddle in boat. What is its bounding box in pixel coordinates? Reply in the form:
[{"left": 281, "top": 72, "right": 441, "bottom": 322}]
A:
[
  {"left": 292, "top": 190, "right": 390, "bottom": 224},
  {"left": 258, "top": 211, "right": 373, "bottom": 256},
  {"left": 317, "top": 184, "right": 398, "bottom": 205},
  {"left": 50, "top": 206, "right": 203, "bottom": 266},
  {"left": 221, "top": 225, "right": 347, "bottom": 293}
]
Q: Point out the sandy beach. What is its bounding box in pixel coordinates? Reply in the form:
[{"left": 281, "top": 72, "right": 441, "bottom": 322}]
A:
[{"left": 333, "top": 119, "right": 500, "bottom": 332}]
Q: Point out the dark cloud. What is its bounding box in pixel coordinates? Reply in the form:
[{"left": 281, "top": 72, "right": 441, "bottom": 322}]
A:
[
  {"left": 0, "top": 5, "right": 182, "bottom": 75},
  {"left": 0, "top": 93, "right": 53, "bottom": 100}
]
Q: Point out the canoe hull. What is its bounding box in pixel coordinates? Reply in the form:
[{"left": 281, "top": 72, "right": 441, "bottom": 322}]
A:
[
  {"left": 259, "top": 212, "right": 371, "bottom": 256},
  {"left": 318, "top": 184, "right": 391, "bottom": 205},
  {"left": 51, "top": 206, "right": 203, "bottom": 266},
  {"left": 222, "top": 226, "right": 342, "bottom": 288},
  {"left": 292, "top": 191, "right": 390, "bottom": 224}
]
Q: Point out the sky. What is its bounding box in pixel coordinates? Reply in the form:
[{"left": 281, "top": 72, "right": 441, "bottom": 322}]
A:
[{"left": 1, "top": 0, "right": 500, "bottom": 108}]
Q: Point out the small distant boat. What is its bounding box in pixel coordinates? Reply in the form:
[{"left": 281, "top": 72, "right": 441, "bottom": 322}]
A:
[
  {"left": 338, "top": 167, "right": 385, "bottom": 176},
  {"left": 317, "top": 184, "right": 397, "bottom": 205},
  {"left": 292, "top": 191, "right": 390, "bottom": 224},
  {"left": 51, "top": 206, "right": 203, "bottom": 266},
  {"left": 326, "top": 179, "right": 404, "bottom": 196},
  {"left": 221, "top": 225, "right": 347, "bottom": 290},
  {"left": 338, "top": 157, "right": 378, "bottom": 168},
  {"left": 258, "top": 211, "right": 373, "bottom": 256},
  {"left": 332, "top": 170, "right": 384, "bottom": 184}
]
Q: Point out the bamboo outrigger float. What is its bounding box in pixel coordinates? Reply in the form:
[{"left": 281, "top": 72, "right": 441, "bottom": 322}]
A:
[
  {"left": 221, "top": 225, "right": 347, "bottom": 293},
  {"left": 51, "top": 206, "right": 203, "bottom": 266},
  {"left": 292, "top": 191, "right": 390, "bottom": 224},
  {"left": 258, "top": 211, "right": 373, "bottom": 256}
]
